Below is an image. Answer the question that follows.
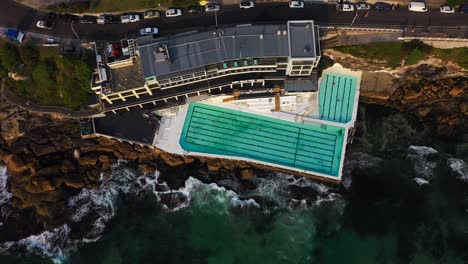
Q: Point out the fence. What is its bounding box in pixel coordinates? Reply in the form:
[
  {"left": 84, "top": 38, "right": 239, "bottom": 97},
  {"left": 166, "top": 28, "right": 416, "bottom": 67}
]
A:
[{"left": 399, "top": 37, "right": 468, "bottom": 42}]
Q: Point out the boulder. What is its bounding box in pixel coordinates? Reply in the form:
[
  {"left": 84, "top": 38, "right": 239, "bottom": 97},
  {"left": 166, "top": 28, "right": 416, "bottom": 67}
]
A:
[
  {"left": 159, "top": 152, "right": 185, "bottom": 167},
  {"left": 29, "top": 142, "right": 57, "bottom": 157},
  {"left": 114, "top": 142, "right": 140, "bottom": 160},
  {"left": 97, "top": 137, "right": 115, "bottom": 147},
  {"left": 1, "top": 115, "right": 25, "bottom": 145},
  {"left": 403, "top": 90, "right": 422, "bottom": 101},
  {"left": 240, "top": 169, "right": 254, "bottom": 180},
  {"left": 416, "top": 107, "right": 432, "bottom": 118},
  {"left": 24, "top": 178, "right": 55, "bottom": 193},
  {"left": 460, "top": 102, "right": 468, "bottom": 115},
  {"left": 98, "top": 155, "right": 110, "bottom": 163},
  {"left": 59, "top": 174, "right": 86, "bottom": 189},
  {"left": 139, "top": 163, "right": 156, "bottom": 174},
  {"left": 79, "top": 156, "right": 98, "bottom": 166},
  {"left": 12, "top": 189, "right": 65, "bottom": 208},
  {"left": 449, "top": 86, "right": 464, "bottom": 97},
  {"left": 35, "top": 165, "right": 62, "bottom": 177},
  {"left": 101, "top": 162, "right": 112, "bottom": 171},
  {"left": 6, "top": 155, "right": 29, "bottom": 175},
  {"left": 60, "top": 160, "right": 76, "bottom": 174}
]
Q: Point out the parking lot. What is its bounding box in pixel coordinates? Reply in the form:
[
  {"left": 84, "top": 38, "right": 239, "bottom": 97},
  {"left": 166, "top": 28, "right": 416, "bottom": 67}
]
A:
[{"left": 1, "top": 0, "right": 467, "bottom": 41}]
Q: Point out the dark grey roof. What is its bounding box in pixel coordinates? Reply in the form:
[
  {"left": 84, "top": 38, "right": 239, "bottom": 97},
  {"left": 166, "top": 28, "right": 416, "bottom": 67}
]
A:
[
  {"left": 138, "top": 21, "right": 318, "bottom": 79},
  {"left": 288, "top": 21, "right": 317, "bottom": 58},
  {"left": 285, "top": 74, "right": 318, "bottom": 92}
]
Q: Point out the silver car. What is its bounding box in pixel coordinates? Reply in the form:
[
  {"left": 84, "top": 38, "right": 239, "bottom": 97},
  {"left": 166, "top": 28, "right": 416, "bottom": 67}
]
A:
[
  {"left": 356, "top": 3, "right": 371, "bottom": 10},
  {"left": 205, "top": 3, "right": 221, "bottom": 12},
  {"left": 140, "top": 27, "right": 159, "bottom": 35}
]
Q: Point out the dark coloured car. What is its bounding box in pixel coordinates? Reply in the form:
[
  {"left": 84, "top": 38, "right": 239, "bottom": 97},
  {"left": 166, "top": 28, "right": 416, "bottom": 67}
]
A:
[
  {"left": 374, "top": 2, "right": 393, "bottom": 10},
  {"left": 80, "top": 15, "right": 96, "bottom": 24},
  {"left": 188, "top": 5, "right": 204, "bottom": 14},
  {"left": 60, "top": 14, "right": 79, "bottom": 23},
  {"left": 461, "top": 4, "right": 468, "bottom": 13}
]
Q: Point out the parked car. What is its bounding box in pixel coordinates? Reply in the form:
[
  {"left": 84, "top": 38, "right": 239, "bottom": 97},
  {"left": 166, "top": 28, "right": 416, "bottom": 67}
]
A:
[
  {"left": 60, "top": 14, "right": 80, "bottom": 23},
  {"left": 97, "top": 15, "right": 117, "bottom": 24},
  {"left": 439, "top": 5, "right": 455, "bottom": 13},
  {"left": 36, "top": 20, "right": 53, "bottom": 29},
  {"left": 337, "top": 3, "right": 355, "bottom": 11},
  {"left": 374, "top": 2, "right": 393, "bottom": 10},
  {"left": 356, "top": 2, "right": 371, "bottom": 10},
  {"left": 462, "top": 4, "right": 468, "bottom": 13},
  {"left": 144, "top": 10, "right": 160, "bottom": 19},
  {"left": 140, "top": 27, "right": 159, "bottom": 35},
  {"left": 188, "top": 5, "right": 204, "bottom": 14},
  {"left": 5, "top": 29, "right": 25, "bottom": 43},
  {"left": 165, "top": 8, "right": 182, "bottom": 17},
  {"left": 408, "top": 2, "right": 427, "bottom": 12},
  {"left": 289, "top": 0, "right": 304, "bottom": 8},
  {"left": 121, "top": 14, "right": 140, "bottom": 23},
  {"left": 205, "top": 3, "right": 221, "bottom": 12},
  {"left": 113, "top": 44, "right": 120, "bottom": 58},
  {"left": 240, "top": 1, "right": 255, "bottom": 8},
  {"left": 80, "top": 15, "right": 96, "bottom": 24}
]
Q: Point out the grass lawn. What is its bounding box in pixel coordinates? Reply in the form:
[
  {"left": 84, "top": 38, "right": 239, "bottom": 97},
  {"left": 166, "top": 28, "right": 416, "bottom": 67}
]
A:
[
  {"left": 333, "top": 41, "right": 468, "bottom": 69},
  {"left": 50, "top": 0, "right": 201, "bottom": 12},
  {"left": 1, "top": 41, "right": 94, "bottom": 110}
]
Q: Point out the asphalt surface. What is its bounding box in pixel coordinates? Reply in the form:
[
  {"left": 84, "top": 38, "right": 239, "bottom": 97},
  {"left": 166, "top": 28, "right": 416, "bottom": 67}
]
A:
[{"left": 1, "top": 0, "right": 467, "bottom": 41}]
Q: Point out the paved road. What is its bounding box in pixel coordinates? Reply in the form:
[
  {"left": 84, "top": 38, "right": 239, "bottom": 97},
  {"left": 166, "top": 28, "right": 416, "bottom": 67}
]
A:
[{"left": 1, "top": 0, "right": 467, "bottom": 41}]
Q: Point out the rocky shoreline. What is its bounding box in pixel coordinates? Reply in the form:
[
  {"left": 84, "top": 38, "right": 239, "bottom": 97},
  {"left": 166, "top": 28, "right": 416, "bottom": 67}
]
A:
[{"left": 0, "top": 61, "right": 466, "bottom": 243}]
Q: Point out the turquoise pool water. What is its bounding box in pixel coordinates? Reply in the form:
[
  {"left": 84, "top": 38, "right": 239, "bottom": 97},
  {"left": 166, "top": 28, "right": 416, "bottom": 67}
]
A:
[
  {"left": 319, "top": 73, "right": 357, "bottom": 124},
  {"left": 180, "top": 102, "right": 345, "bottom": 177}
]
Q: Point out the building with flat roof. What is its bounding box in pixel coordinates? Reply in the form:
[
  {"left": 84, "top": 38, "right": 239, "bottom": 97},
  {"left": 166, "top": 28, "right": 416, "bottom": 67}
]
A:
[{"left": 90, "top": 21, "right": 321, "bottom": 109}]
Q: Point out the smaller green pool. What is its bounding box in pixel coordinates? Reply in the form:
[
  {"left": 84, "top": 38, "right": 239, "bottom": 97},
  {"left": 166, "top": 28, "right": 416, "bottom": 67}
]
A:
[
  {"left": 319, "top": 73, "right": 357, "bottom": 124},
  {"left": 180, "top": 102, "right": 345, "bottom": 177}
]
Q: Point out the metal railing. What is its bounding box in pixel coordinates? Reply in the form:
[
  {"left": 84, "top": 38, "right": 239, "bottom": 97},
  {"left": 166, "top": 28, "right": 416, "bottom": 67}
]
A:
[
  {"left": 318, "top": 25, "right": 403, "bottom": 33},
  {"left": 398, "top": 36, "right": 468, "bottom": 42}
]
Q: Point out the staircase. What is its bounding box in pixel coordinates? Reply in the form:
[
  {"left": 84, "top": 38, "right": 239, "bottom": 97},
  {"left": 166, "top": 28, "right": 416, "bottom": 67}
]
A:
[
  {"left": 127, "top": 39, "right": 137, "bottom": 59},
  {"left": 320, "top": 36, "right": 340, "bottom": 48}
]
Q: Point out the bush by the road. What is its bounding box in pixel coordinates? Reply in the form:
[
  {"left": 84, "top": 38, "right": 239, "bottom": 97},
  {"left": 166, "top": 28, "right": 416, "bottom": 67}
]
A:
[
  {"left": 0, "top": 42, "right": 21, "bottom": 72},
  {"left": 1, "top": 42, "right": 94, "bottom": 110}
]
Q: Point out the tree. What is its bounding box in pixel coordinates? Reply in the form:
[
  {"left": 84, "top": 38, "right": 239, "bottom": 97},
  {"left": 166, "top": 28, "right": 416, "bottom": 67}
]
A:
[
  {"left": 19, "top": 45, "right": 39, "bottom": 73},
  {"left": 0, "top": 42, "right": 21, "bottom": 72}
]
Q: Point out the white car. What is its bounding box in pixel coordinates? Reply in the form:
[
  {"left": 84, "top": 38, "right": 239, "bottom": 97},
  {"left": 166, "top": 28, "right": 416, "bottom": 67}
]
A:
[
  {"left": 140, "top": 27, "right": 159, "bottom": 35},
  {"left": 440, "top": 5, "right": 455, "bottom": 13},
  {"left": 289, "top": 1, "right": 304, "bottom": 8},
  {"left": 205, "top": 4, "right": 221, "bottom": 12},
  {"left": 121, "top": 14, "right": 140, "bottom": 23},
  {"left": 165, "top": 8, "right": 182, "bottom": 17},
  {"left": 36, "top": 20, "right": 53, "bottom": 29},
  {"left": 356, "top": 3, "right": 371, "bottom": 10},
  {"left": 337, "top": 3, "right": 355, "bottom": 11},
  {"left": 240, "top": 1, "right": 255, "bottom": 8}
]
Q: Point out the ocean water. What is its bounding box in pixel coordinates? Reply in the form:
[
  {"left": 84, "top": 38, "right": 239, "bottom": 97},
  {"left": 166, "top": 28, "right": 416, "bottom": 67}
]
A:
[{"left": 0, "top": 105, "right": 468, "bottom": 264}]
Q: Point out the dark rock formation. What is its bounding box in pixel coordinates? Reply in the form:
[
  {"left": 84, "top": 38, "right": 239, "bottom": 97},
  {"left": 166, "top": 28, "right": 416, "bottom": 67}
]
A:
[{"left": 0, "top": 60, "right": 465, "bottom": 242}]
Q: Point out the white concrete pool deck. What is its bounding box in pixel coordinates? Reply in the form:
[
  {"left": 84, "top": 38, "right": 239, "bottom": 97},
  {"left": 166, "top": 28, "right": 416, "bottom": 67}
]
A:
[{"left": 153, "top": 65, "right": 362, "bottom": 181}]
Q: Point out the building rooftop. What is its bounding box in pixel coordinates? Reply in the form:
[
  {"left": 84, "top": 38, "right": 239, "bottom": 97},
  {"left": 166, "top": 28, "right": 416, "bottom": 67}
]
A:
[
  {"left": 179, "top": 102, "right": 345, "bottom": 177},
  {"left": 287, "top": 21, "right": 317, "bottom": 58},
  {"left": 110, "top": 59, "right": 145, "bottom": 92},
  {"left": 138, "top": 21, "right": 318, "bottom": 79}
]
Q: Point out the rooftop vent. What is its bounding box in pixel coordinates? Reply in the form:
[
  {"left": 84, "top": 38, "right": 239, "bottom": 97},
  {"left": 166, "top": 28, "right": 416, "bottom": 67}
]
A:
[
  {"left": 155, "top": 44, "right": 171, "bottom": 63},
  {"left": 303, "top": 45, "right": 311, "bottom": 53},
  {"left": 283, "top": 30, "right": 287, "bottom": 35},
  {"left": 260, "top": 34, "right": 263, "bottom": 39},
  {"left": 277, "top": 30, "right": 281, "bottom": 35}
]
